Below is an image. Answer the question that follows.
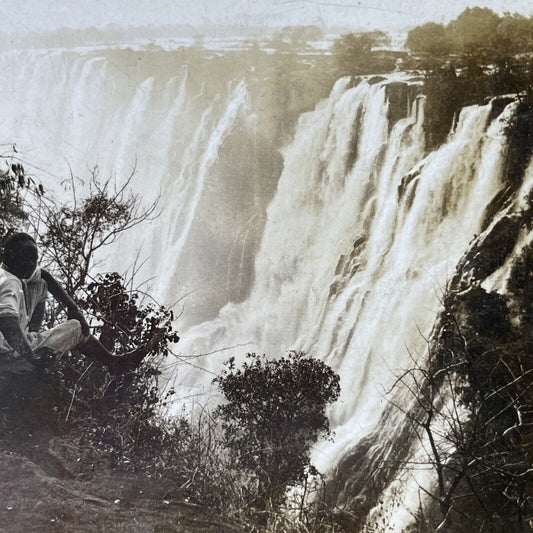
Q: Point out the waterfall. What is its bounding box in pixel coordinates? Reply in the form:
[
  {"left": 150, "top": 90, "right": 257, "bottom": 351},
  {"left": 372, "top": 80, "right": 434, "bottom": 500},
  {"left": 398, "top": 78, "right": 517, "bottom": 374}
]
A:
[
  {"left": 155, "top": 80, "right": 248, "bottom": 304},
  {"left": 174, "top": 74, "right": 516, "bottom": 523},
  {"left": 0, "top": 44, "right": 524, "bottom": 528},
  {"left": 178, "top": 77, "right": 509, "bottom": 417},
  {"left": 0, "top": 47, "right": 265, "bottom": 327}
]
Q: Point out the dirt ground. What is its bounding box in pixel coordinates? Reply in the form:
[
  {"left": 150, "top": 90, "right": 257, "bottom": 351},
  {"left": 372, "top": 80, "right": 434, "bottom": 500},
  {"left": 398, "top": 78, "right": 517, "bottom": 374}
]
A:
[{"left": 0, "top": 369, "right": 241, "bottom": 533}]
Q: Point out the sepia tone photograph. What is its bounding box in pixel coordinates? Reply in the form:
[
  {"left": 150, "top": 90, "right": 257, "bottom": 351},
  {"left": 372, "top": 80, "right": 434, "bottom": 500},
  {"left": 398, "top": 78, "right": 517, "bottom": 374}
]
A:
[{"left": 0, "top": 0, "right": 532, "bottom": 531}]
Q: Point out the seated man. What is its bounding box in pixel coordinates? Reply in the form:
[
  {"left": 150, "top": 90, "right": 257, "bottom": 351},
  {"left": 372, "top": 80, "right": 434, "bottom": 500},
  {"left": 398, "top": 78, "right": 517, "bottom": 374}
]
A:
[{"left": 0, "top": 232, "right": 154, "bottom": 372}]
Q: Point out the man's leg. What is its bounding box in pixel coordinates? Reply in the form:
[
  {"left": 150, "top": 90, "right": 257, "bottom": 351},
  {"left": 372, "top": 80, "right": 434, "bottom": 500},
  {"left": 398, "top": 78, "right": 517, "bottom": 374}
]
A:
[
  {"left": 77, "top": 334, "right": 163, "bottom": 371},
  {"left": 28, "top": 319, "right": 85, "bottom": 355},
  {"left": 29, "top": 320, "right": 162, "bottom": 372}
]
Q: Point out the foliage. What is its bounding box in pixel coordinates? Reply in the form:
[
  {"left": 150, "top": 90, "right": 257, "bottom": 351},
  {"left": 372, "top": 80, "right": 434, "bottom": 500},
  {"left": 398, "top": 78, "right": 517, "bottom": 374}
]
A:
[
  {"left": 406, "top": 7, "right": 533, "bottom": 59},
  {"left": 447, "top": 7, "right": 500, "bottom": 52},
  {"left": 334, "top": 33, "right": 373, "bottom": 66},
  {"left": 55, "top": 342, "right": 173, "bottom": 470},
  {"left": 39, "top": 170, "right": 157, "bottom": 295},
  {"left": 0, "top": 159, "right": 44, "bottom": 243},
  {"left": 214, "top": 351, "right": 340, "bottom": 510},
  {"left": 332, "top": 32, "right": 372, "bottom": 75},
  {"left": 366, "top": 30, "right": 391, "bottom": 48},
  {"left": 495, "top": 13, "right": 533, "bottom": 53},
  {"left": 85, "top": 271, "right": 179, "bottom": 354},
  {"left": 405, "top": 22, "right": 452, "bottom": 56},
  {"left": 331, "top": 31, "right": 395, "bottom": 76},
  {"left": 53, "top": 270, "right": 181, "bottom": 471}
]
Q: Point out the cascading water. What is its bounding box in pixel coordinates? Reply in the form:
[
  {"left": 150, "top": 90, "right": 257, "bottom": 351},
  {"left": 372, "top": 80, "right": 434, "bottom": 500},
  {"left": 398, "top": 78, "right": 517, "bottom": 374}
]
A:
[
  {"left": 174, "top": 74, "right": 518, "bottom": 526},
  {"left": 0, "top": 43, "right": 526, "bottom": 529},
  {"left": 178, "top": 76, "right": 509, "bottom": 415},
  {"left": 0, "top": 47, "right": 273, "bottom": 328}
]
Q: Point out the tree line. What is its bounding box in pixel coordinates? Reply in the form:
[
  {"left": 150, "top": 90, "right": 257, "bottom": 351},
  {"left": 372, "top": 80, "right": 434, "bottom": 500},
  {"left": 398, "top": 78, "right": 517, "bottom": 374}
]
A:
[{"left": 406, "top": 7, "right": 533, "bottom": 58}]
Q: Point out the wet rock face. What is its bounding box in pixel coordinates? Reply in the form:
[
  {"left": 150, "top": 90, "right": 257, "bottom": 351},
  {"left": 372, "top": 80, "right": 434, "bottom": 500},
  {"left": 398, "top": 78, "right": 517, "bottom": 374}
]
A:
[
  {"left": 390, "top": 198, "right": 533, "bottom": 530},
  {"left": 439, "top": 285, "right": 512, "bottom": 359},
  {"left": 507, "top": 242, "right": 533, "bottom": 335},
  {"left": 385, "top": 82, "right": 422, "bottom": 132},
  {"left": 450, "top": 213, "right": 523, "bottom": 292},
  {"left": 436, "top": 161, "right": 532, "bottom": 387},
  {"left": 505, "top": 100, "right": 533, "bottom": 188}
]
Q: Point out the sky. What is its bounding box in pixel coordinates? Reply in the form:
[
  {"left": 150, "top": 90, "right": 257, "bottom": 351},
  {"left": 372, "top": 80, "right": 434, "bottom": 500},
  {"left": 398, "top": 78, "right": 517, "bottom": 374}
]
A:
[{"left": 2, "top": 0, "right": 533, "bottom": 33}]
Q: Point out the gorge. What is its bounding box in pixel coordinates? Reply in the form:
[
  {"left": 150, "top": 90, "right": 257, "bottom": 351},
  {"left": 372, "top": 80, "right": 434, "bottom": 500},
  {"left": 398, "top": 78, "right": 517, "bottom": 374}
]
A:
[{"left": 1, "top": 43, "right": 532, "bottom": 530}]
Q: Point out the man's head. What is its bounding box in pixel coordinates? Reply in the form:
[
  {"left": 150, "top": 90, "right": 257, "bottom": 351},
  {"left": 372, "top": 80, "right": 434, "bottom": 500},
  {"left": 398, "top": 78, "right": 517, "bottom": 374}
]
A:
[{"left": 2, "top": 233, "right": 38, "bottom": 279}]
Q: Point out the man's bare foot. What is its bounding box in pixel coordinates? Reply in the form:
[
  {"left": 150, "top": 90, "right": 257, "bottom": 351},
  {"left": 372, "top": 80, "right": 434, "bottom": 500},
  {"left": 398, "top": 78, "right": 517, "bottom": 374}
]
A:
[{"left": 110, "top": 332, "right": 166, "bottom": 373}]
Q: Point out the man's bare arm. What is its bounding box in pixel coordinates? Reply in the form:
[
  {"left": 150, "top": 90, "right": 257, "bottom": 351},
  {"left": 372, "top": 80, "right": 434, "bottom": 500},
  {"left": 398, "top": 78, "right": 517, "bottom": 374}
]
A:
[
  {"left": 0, "top": 316, "right": 40, "bottom": 364},
  {"left": 29, "top": 301, "right": 45, "bottom": 332},
  {"left": 40, "top": 269, "right": 90, "bottom": 336}
]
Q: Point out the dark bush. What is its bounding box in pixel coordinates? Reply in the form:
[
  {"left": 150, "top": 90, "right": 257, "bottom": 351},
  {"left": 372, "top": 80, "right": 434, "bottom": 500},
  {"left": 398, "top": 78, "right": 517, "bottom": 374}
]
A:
[{"left": 215, "top": 351, "right": 340, "bottom": 510}]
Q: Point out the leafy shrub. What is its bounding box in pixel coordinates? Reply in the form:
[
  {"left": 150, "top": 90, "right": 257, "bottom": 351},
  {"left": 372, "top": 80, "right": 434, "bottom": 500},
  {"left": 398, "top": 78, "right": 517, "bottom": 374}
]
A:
[
  {"left": 214, "top": 351, "right": 340, "bottom": 510},
  {"left": 45, "top": 270, "right": 179, "bottom": 471},
  {"left": 85, "top": 271, "right": 179, "bottom": 354}
]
